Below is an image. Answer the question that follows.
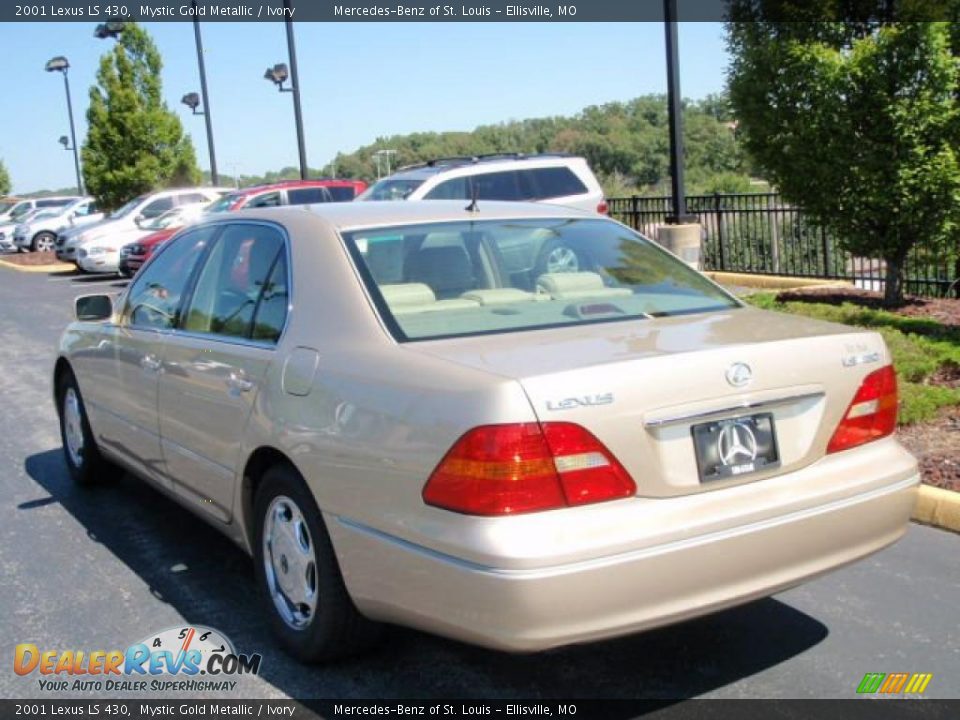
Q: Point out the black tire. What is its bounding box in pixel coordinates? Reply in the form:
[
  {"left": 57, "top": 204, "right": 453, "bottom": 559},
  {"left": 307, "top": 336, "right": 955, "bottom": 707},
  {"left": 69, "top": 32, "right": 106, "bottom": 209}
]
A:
[
  {"left": 56, "top": 371, "right": 114, "bottom": 486},
  {"left": 253, "top": 463, "right": 382, "bottom": 662},
  {"left": 533, "top": 239, "right": 581, "bottom": 278},
  {"left": 32, "top": 231, "right": 57, "bottom": 253}
]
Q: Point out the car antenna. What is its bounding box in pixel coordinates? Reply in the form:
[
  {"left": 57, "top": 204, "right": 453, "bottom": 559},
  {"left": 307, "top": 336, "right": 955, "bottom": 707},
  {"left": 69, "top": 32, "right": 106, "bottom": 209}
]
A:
[{"left": 465, "top": 179, "right": 479, "bottom": 213}]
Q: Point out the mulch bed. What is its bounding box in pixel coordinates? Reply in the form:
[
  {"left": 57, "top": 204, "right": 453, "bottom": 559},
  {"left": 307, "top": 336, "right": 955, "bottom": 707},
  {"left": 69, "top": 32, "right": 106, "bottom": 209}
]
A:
[
  {"left": 0, "top": 251, "right": 65, "bottom": 267},
  {"left": 775, "top": 286, "right": 960, "bottom": 492},
  {"left": 775, "top": 286, "right": 960, "bottom": 330}
]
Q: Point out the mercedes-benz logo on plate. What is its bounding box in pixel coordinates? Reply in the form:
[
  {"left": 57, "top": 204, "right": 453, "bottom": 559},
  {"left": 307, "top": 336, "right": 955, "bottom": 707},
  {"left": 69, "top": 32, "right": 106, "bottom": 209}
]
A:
[
  {"left": 725, "top": 362, "right": 752, "bottom": 387},
  {"left": 718, "top": 422, "right": 759, "bottom": 466}
]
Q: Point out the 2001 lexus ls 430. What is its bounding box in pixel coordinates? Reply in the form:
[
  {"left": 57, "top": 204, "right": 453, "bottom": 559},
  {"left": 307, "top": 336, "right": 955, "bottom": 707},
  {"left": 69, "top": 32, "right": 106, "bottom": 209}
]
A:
[{"left": 55, "top": 201, "right": 919, "bottom": 661}]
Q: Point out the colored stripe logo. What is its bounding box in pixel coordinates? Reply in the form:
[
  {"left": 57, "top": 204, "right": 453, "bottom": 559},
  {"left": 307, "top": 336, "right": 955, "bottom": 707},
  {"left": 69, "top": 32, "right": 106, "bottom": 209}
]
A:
[{"left": 857, "top": 673, "right": 933, "bottom": 694}]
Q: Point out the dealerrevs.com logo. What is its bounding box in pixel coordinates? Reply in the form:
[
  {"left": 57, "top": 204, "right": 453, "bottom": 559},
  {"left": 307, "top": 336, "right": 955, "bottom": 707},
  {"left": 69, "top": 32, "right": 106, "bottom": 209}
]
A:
[{"left": 14, "top": 626, "right": 262, "bottom": 693}]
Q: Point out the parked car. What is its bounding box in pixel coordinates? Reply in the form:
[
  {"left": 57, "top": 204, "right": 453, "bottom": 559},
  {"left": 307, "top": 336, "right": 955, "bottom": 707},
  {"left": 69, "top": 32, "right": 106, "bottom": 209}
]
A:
[
  {"left": 13, "top": 197, "right": 102, "bottom": 252},
  {"left": 76, "top": 203, "right": 210, "bottom": 274},
  {"left": 56, "top": 187, "right": 228, "bottom": 264},
  {"left": 0, "top": 195, "right": 77, "bottom": 224},
  {"left": 357, "top": 153, "right": 607, "bottom": 214},
  {"left": 56, "top": 201, "right": 918, "bottom": 662},
  {"left": 0, "top": 196, "right": 80, "bottom": 250},
  {"left": 204, "top": 179, "right": 367, "bottom": 214}
]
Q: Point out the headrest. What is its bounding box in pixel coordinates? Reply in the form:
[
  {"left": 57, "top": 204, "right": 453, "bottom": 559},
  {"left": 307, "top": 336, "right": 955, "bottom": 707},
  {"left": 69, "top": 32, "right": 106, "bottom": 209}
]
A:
[{"left": 380, "top": 283, "right": 436, "bottom": 307}]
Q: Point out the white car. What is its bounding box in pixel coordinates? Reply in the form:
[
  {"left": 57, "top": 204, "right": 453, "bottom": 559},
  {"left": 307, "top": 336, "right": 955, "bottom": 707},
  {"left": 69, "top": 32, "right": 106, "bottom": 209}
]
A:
[
  {"left": 12, "top": 197, "right": 102, "bottom": 252},
  {"left": 357, "top": 153, "right": 608, "bottom": 214},
  {"left": 0, "top": 197, "right": 80, "bottom": 250},
  {"left": 57, "top": 187, "right": 228, "bottom": 264},
  {"left": 75, "top": 203, "right": 210, "bottom": 274}
]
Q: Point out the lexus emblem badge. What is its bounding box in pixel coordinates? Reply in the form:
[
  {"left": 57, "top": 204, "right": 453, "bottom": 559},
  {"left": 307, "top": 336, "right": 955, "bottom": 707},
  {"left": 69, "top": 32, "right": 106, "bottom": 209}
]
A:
[
  {"left": 718, "top": 422, "right": 759, "bottom": 466},
  {"left": 725, "top": 362, "right": 752, "bottom": 388}
]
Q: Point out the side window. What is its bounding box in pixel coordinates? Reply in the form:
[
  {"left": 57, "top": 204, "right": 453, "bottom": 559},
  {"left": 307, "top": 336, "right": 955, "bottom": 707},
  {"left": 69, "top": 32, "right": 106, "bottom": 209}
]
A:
[
  {"left": 473, "top": 171, "right": 523, "bottom": 201},
  {"left": 326, "top": 186, "right": 355, "bottom": 201},
  {"left": 527, "top": 167, "right": 588, "bottom": 199},
  {"left": 125, "top": 227, "right": 215, "bottom": 331},
  {"left": 287, "top": 187, "right": 331, "bottom": 205},
  {"left": 251, "top": 251, "right": 288, "bottom": 343},
  {"left": 140, "top": 196, "right": 174, "bottom": 219},
  {"left": 176, "top": 192, "right": 209, "bottom": 206},
  {"left": 246, "top": 191, "right": 281, "bottom": 208},
  {"left": 424, "top": 177, "right": 468, "bottom": 200},
  {"left": 182, "top": 224, "right": 285, "bottom": 341}
]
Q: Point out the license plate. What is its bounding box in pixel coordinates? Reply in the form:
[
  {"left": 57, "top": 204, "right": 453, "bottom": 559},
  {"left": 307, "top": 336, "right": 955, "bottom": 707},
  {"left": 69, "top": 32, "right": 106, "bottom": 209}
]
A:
[{"left": 691, "top": 413, "right": 780, "bottom": 482}]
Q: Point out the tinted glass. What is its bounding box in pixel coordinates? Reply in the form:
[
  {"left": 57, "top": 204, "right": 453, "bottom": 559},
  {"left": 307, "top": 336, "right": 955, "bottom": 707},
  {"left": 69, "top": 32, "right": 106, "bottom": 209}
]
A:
[
  {"left": 37, "top": 198, "right": 73, "bottom": 208},
  {"left": 205, "top": 193, "right": 242, "bottom": 214},
  {"left": 246, "top": 191, "right": 281, "bottom": 208},
  {"left": 326, "top": 186, "right": 356, "bottom": 201},
  {"left": 177, "top": 192, "right": 209, "bottom": 205},
  {"left": 125, "top": 227, "right": 216, "bottom": 330},
  {"left": 343, "top": 218, "right": 737, "bottom": 341},
  {"left": 471, "top": 171, "right": 524, "bottom": 201},
  {"left": 423, "top": 177, "right": 467, "bottom": 200},
  {"left": 141, "top": 197, "right": 174, "bottom": 219},
  {"left": 358, "top": 179, "right": 424, "bottom": 201},
  {"left": 288, "top": 187, "right": 331, "bottom": 205},
  {"left": 528, "top": 167, "right": 588, "bottom": 199},
  {"left": 251, "top": 251, "right": 288, "bottom": 343},
  {"left": 182, "top": 224, "right": 285, "bottom": 341}
]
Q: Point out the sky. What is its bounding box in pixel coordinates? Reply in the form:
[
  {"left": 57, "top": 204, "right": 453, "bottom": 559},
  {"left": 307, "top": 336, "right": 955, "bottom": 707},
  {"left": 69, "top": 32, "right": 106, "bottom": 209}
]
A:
[{"left": 0, "top": 22, "right": 729, "bottom": 194}]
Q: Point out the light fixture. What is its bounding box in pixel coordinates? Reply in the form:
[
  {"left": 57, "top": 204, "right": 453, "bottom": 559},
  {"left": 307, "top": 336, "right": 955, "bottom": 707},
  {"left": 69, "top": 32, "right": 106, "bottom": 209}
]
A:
[
  {"left": 263, "top": 63, "right": 291, "bottom": 90},
  {"left": 181, "top": 92, "right": 203, "bottom": 115},
  {"left": 45, "top": 56, "right": 69, "bottom": 73}
]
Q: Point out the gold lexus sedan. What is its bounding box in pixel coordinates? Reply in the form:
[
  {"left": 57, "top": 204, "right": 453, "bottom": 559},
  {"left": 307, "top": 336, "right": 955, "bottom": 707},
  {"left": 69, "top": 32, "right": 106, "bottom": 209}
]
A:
[{"left": 55, "top": 201, "right": 918, "bottom": 661}]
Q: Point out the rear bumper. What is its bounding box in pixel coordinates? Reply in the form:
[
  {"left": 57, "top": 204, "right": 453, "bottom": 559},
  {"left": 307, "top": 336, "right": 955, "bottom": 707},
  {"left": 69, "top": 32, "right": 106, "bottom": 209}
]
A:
[{"left": 328, "top": 446, "right": 918, "bottom": 652}]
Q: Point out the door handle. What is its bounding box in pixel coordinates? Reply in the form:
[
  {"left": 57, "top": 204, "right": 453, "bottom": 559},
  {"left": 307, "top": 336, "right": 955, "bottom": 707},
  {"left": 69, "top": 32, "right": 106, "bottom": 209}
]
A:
[
  {"left": 140, "top": 354, "right": 162, "bottom": 373},
  {"left": 227, "top": 371, "right": 254, "bottom": 393}
]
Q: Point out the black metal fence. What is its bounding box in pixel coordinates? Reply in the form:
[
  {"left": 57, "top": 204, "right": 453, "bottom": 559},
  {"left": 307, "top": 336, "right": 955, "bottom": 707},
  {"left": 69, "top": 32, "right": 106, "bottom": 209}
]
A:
[{"left": 607, "top": 193, "right": 960, "bottom": 298}]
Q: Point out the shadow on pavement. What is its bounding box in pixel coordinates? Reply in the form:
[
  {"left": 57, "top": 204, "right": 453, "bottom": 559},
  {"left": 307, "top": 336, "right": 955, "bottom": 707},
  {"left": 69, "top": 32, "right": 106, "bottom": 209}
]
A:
[{"left": 23, "top": 448, "right": 829, "bottom": 700}]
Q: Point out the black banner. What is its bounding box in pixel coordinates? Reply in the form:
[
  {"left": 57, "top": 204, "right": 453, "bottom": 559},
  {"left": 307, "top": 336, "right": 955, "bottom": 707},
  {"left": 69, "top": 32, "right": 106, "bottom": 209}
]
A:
[{"left": 2, "top": 700, "right": 959, "bottom": 720}]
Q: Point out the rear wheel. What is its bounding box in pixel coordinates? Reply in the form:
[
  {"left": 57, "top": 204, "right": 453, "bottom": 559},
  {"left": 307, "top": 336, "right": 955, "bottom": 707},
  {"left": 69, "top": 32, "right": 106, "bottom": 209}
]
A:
[
  {"left": 56, "top": 371, "right": 114, "bottom": 485},
  {"left": 534, "top": 239, "right": 581, "bottom": 277},
  {"left": 32, "top": 232, "right": 56, "bottom": 253},
  {"left": 253, "top": 464, "right": 381, "bottom": 662}
]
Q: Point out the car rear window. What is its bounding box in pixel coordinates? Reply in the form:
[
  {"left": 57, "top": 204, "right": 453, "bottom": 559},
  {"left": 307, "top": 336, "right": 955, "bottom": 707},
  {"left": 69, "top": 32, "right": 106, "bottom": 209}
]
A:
[
  {"left": 527, "top": 167, "right": 588, "bottom": 198},
  {"left": 342, "top": 218, "right": 738, "bottom": 342}
]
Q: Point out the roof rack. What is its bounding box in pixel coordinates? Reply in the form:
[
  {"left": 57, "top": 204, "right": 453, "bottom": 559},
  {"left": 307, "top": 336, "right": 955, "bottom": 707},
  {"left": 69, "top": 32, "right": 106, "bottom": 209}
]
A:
[{"left": 397, "top": 152, "right": 574, "bottom": 172}]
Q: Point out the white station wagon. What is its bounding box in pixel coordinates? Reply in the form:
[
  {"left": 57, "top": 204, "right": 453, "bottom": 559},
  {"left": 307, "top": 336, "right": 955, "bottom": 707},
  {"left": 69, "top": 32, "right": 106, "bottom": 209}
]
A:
[{"left": 55, "top": 202, "right": 918, "bottom": 661}]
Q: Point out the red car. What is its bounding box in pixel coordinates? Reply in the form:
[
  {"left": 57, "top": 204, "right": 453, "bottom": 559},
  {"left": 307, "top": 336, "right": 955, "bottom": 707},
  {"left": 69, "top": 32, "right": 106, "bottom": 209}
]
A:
[{"left": 119, "top": 178, "right": 369, "bottom": 276}]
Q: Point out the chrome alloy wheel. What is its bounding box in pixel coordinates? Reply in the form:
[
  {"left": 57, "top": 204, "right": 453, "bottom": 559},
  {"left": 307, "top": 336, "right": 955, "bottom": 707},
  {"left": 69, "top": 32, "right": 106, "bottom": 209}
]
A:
[
  {"left": 262, "top": 495, "right": 318, "bottom": 630},
  {"left": 63, "top": 388, "right": 85, "bottom": 469},
  {"left": 545, "top": 245, "right": 579, "bottom": 273}
]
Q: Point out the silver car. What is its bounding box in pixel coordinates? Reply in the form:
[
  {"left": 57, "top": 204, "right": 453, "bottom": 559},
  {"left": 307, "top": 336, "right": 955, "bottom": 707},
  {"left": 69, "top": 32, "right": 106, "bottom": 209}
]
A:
[{"left": 55, "top": 202, "right": 918, "bottom": 661}]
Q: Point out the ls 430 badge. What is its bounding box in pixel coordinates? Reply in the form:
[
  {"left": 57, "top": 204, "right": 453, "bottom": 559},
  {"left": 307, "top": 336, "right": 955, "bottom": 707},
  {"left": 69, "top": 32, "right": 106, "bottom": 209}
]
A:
[{"left": 546, "top": 393, "right": 614, "bottom": 411}]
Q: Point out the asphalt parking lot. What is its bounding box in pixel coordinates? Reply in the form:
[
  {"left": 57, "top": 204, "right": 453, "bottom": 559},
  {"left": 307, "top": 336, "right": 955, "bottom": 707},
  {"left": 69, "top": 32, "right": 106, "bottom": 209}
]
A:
[{"left": 0, "top": 264, "right": 958, "bottom": 703}]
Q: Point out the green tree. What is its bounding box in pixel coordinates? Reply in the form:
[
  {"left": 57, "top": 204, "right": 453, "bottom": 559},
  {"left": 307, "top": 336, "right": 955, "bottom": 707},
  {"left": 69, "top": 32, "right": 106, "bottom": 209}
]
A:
[
  {"left": 82, "top": 23, "right": 200, "bottom": 210},
  {"left": 727, "top": 8, "right": 960, "bottom": 305},
  {"left": 0, "top": 159, "right": 10, "bottom": 195}
]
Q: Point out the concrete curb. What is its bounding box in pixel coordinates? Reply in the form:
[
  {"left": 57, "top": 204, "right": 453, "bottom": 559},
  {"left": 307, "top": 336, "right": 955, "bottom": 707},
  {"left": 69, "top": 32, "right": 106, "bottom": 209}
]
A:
[
  {"left": 704, "top": 271, "right": 854, "bottom": 291},
  {"left": 0, "top": 258, "right": 73, "bottom": 273},
  {"left": 912, "top": 485, "right": 960, "bottom": 534}
]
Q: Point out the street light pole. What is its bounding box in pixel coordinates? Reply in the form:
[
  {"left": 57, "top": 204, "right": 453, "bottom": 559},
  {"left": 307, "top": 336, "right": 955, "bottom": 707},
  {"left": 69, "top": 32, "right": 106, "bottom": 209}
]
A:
[
  {"left": 192, "top": 0, "right": 218, "bottom": 185},
  {"left": 284, "top": 0, "right": 308, "bottom": 180},
  {"left": 663, "top": 0, "right": 694, "bottom": 224},
  {"left": 45, "top": 57, "right": 83, "bottom": 195}
]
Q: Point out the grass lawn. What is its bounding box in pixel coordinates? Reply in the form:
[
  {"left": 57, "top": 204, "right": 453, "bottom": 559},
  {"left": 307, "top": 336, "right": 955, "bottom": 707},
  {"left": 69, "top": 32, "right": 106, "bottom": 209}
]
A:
[{"left": 746, "top": 293, "right": 960, "bottom": 425}]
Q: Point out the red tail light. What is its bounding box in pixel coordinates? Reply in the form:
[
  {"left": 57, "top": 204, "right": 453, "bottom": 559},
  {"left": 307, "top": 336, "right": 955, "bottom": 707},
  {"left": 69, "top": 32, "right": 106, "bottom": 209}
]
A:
[
  {"left": 826, "top": 365, "right": 898, "bottom": 454},
  {"left": 597, "top": 200, "right": 609, "bottom": 215},
  {"left": 423, "top": 422, "right": 636, "bottom": 516}
]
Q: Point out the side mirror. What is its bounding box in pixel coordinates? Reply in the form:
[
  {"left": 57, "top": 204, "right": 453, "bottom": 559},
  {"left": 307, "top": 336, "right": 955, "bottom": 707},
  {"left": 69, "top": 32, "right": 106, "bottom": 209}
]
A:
[
  {"left": 75, "top": 294, "right": 113, "bottom": 322},
  {"left": 134, "top": 214, "right": 144, "bottom": 227}
]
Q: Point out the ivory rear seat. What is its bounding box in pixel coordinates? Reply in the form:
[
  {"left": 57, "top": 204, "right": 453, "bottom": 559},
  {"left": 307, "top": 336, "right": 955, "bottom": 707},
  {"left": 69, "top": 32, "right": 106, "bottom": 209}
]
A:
[
  {"left": 536, "top": 272, "right": 633, "bottom": 300},
  {"left": 380, "top": 283, "right": 480, "bottom": 315}
]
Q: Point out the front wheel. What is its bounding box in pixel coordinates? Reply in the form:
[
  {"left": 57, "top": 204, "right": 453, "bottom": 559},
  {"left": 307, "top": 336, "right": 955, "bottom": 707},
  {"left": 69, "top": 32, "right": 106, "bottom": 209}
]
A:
[
  {"left": 32, "top": 232, "right": 56, "bottom": 253},
  {"left": 56, "top": 371, "right": 114, "bottom": 485},
  {"left": 253, "top": 464, "right": 381, "bottom": 662}
]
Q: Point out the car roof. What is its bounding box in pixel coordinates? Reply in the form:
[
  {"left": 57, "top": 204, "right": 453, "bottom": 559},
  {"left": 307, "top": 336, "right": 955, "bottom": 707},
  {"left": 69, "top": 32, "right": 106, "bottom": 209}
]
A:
[
  {"left": 231, "top": 179, "right": 364, "bottom": 197},
  {"left": 390, "top": 153, "right": 583, "bottom": 180},
  {"left": 198, "top": 200, "right": 595, "bottom": 235}
]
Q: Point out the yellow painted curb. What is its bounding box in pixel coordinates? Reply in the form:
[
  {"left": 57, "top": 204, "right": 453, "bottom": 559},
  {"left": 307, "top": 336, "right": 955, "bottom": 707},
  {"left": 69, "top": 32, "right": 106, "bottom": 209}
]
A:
[
  {"left": 705, "top": 271, "right": 854, "bottom": 291},
  {"left": 912, "top": 485, "right": 960, "bottom": 534},
  {"left": 0, "top": 258, "right": 73, "bottom": 273}
]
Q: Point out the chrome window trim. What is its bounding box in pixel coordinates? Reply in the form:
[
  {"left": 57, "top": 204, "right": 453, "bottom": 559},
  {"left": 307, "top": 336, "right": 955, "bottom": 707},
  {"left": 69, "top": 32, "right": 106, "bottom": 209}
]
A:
[{"left": 643, "top": 391, "right": 825, "bottom": 429}]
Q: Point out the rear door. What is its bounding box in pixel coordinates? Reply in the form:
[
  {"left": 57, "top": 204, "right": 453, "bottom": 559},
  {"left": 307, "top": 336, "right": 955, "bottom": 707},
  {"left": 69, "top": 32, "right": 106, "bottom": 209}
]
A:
[{"left": 157, "top": 222, "right": 289, "bottom": 521}]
